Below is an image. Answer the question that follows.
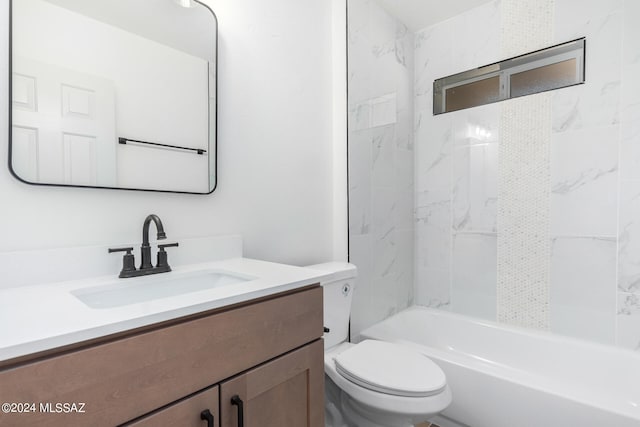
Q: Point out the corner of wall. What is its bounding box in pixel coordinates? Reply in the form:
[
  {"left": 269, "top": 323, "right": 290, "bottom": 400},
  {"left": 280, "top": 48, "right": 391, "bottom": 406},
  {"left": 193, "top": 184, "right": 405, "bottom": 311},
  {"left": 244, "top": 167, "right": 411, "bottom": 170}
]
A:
[{"left": 332, "top": 0, "right": 348, "bottom": 262}]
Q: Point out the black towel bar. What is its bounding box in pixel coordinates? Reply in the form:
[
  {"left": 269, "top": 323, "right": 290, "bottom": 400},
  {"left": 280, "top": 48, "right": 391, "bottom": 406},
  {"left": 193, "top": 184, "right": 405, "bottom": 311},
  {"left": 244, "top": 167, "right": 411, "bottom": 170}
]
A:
[{"left": 118, "top": 137, "right": 206, "bottom": 155}]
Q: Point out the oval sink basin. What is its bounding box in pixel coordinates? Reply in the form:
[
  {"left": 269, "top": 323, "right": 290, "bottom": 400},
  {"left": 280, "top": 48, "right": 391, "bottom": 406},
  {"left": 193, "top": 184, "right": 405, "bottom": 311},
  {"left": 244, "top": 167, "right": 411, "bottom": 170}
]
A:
[{"left": 71, "top": 270, "right": 254, "bottom": 309}]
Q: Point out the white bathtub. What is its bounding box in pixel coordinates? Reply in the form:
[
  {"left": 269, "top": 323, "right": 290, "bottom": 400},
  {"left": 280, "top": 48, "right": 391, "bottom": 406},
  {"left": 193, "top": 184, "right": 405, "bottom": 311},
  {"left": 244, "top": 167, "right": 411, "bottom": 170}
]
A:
[{"left": 360, "top": 306, "right": 640, "bottom": 427}]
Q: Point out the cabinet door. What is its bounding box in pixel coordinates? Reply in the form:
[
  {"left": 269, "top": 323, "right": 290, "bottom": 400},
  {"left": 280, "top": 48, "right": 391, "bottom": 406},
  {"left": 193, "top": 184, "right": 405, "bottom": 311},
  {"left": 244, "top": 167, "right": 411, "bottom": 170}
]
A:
[
  {"left": 124, "top": 386, "right": 219, "bottom": 427},
  {"left": 220, "top": 340, "right": 324, "bottom": 427}
]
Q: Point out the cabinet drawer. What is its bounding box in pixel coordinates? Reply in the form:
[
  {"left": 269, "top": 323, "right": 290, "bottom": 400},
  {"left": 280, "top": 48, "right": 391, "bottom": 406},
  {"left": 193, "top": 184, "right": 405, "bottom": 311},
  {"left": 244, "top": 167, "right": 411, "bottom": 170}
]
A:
[
  {"left": 124, "top": 386, "right": 219, "bottom": 427},
  {"left": 0, "top": 286, "right": 322, "bottom": 427}
]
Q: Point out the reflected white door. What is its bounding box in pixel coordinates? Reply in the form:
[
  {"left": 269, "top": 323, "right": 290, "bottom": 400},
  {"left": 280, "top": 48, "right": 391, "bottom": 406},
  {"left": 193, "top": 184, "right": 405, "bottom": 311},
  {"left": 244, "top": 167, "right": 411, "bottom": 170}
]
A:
[{"left": 11, "top": 56, "right": 116, "bottom": 186}]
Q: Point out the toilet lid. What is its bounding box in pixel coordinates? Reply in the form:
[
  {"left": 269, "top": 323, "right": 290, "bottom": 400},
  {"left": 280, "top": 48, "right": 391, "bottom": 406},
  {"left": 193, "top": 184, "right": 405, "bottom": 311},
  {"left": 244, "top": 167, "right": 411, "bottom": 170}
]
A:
[{"left": 334, "top": 340, "right": 446, "bottom": 398}]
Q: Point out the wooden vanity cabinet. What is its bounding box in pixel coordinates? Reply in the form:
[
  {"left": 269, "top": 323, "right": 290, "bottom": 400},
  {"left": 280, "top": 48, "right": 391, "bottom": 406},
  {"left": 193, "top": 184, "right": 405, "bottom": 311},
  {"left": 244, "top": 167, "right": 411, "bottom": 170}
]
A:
[
  {"left": 219, "top": 340, "right": 324, "bottom": 427},
  {"left": 0, "top": 286, "right": 324, "bottom": 427},
  {"left": 124, "top": 386, "right": 220, "bottom": 427}
]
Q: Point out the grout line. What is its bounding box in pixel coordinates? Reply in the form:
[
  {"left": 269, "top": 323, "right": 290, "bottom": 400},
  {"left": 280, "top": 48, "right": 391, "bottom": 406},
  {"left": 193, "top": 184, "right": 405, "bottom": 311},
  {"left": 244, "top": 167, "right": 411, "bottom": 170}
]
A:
[
  {"left": 615, "top": 11, "right": 625, "bottom": 343},
  {"left": 549, "top": 234, "right": 617, "bottom": 240}
]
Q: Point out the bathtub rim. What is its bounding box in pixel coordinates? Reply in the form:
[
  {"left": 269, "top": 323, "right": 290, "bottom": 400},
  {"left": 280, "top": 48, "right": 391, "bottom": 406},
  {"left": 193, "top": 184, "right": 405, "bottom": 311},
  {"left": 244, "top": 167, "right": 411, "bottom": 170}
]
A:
[{"left": 360, "top": 305, "right": 640, "bottom": 424}]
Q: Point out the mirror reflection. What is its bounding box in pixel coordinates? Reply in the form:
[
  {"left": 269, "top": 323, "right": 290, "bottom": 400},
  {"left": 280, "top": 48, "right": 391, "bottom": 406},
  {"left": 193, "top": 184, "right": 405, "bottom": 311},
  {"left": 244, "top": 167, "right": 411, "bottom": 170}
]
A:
[{"left": 10, "top": 0, "right": 217, "bottom": 194}]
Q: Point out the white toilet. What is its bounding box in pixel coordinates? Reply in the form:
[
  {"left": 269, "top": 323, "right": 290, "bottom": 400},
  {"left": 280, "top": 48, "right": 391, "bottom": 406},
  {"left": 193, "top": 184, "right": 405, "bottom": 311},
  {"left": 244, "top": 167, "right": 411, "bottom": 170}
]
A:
[{"left": 307, "top": 263, "right": 452, "bottom": 427}]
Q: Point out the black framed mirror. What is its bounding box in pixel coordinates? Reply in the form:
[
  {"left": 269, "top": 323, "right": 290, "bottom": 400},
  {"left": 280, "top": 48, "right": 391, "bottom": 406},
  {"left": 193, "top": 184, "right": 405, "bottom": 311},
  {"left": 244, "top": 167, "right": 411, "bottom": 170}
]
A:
[{"left": 9, "top": 0, "right": 217, "bottom": 194}]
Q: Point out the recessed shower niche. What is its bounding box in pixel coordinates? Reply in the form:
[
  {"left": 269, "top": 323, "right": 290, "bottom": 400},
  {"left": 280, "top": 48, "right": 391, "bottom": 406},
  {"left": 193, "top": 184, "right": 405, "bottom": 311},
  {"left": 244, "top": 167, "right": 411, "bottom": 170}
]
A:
[
  {"left": 9, "top": 0, "right": 217, "bottom": 194},
  {"left": 433, "top": 38, "right": 585, "bottom": 114}
]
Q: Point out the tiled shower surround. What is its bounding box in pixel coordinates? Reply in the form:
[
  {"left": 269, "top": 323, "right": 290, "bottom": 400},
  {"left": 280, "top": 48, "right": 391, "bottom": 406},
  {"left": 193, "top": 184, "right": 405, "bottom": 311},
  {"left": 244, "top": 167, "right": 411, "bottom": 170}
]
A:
[
  {"left": 348, "top": 0, "right": 640, "bottom": 351},
  {"left": 347, "top": 0, "right": 415, "bottom": 339}
]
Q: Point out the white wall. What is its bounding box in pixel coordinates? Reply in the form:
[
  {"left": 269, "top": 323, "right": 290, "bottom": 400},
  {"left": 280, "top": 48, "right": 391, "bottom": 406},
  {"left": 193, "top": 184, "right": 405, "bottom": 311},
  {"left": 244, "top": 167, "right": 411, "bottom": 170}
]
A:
[
  {"left": 331, "top": 0, "right": 348, "bottom": 262},
  {"left": 0, "top": 0, "right": 340, "bottom": 268}
]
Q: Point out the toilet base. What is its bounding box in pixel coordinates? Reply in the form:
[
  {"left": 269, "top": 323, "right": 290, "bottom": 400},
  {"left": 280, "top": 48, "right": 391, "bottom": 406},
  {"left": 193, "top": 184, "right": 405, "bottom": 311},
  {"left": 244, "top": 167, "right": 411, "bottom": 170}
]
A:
[{"left": 325, "top": 374, "right": 433, "bottom": 427}]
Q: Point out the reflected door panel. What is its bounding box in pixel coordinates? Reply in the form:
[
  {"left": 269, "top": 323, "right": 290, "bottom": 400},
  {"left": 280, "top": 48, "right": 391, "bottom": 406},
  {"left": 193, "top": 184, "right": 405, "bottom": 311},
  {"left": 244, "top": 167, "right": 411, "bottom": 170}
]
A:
[
  {"left": 11, "top": 125, "right": 39, "bottom": 182},
  {"left": 11, "top": 57, "right": 116, "bottom": 187},
  {"left": 63, "top": 133, "right": 97, "bottom": 186}
]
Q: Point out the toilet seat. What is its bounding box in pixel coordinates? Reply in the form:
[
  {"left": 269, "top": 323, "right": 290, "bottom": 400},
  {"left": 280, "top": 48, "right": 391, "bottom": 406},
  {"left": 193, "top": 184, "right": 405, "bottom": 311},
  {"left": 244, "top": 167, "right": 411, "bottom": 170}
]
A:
[
  {"left": 324, "top": 341, "right": 452, "bottom": 417},
  {"left": 334, "top": 340, "right": 446, "bottom": 397}
]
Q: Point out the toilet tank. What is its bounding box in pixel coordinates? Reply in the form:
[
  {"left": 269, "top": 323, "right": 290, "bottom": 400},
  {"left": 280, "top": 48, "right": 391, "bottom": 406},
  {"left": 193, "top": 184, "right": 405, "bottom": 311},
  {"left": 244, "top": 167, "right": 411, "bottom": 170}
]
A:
[{"left": 306, "top": 262, "right": 357, "bottom": 350}]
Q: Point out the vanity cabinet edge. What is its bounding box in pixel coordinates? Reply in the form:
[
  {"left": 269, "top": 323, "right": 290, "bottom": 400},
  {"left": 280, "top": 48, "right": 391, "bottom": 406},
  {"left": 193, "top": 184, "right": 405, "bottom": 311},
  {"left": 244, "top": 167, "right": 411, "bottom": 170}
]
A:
[
  {"left": 123, "top": 385, "right": 220, "bottom": 427},
  {"left": 0, "top": 286, "right": 323, "bottom": 426}
]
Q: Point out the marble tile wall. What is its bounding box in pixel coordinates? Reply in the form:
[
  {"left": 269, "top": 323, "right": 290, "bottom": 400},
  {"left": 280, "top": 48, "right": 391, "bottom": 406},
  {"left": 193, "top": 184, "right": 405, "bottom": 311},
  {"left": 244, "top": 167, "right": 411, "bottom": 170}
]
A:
[
  {"left": 617, "top": 0, "right": 640, "bottom": 350},
  {"left": 550, "top": 0, "right": 625, "bottom": 346},
  {"left": 413, "top": 1, "right": 502, "bottom": 319},
  {"left": 348, "top": 0, "right": 640, "bottom": 350},
  {"left": 347, "top": 0, "right": 415, "bottom": 340},
  {"left": 413, "top": 0, "right": 640, "bottom": 350}
]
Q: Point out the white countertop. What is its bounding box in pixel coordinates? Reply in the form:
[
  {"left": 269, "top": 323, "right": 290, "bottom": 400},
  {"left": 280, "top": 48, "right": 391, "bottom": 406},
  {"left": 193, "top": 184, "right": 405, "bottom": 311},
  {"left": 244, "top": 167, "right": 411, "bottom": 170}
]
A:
[{"left": 0, "top": 257, "right": 330, "bottom": 363}]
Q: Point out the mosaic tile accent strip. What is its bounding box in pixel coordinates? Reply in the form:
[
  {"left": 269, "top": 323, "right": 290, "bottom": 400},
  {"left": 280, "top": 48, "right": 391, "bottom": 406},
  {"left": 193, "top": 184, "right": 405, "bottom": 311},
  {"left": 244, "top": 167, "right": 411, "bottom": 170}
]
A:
[
  {"left": 497, "top": 0, "right": 554, "bottom": 329},
  {"left": 500, "top": 0, "right": 554, "bottom": 57}
]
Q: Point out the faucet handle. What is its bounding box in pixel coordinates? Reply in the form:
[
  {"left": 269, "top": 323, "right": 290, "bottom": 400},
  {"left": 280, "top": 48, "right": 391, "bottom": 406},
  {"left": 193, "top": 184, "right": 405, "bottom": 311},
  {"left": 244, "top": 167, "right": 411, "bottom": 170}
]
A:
[
  {"left": 108, "top": 246, "right": 134, "bottom": 254},
  {"left": 108, "top": 247, "right": 137, "bottom": 278},
  {"left": 158, "top": 242, "right": 179, "bottom": 250},
  {"left": 157, "top": 242, "right": 179, "bottom": 270}
]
